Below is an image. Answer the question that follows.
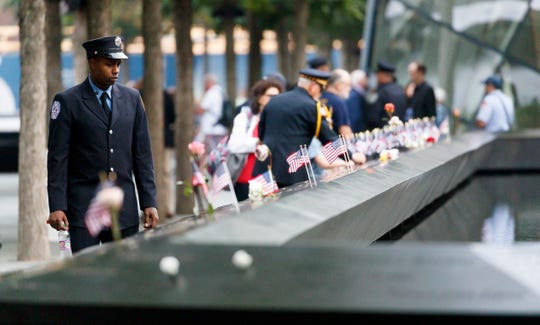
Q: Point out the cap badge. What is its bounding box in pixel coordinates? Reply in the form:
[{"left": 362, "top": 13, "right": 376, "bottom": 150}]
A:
[{"left": 115, "top": 36, "right": 122, "bottom": 47}]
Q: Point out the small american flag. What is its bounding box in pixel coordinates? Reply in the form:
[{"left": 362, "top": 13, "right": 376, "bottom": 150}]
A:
[
  {"left": 439, "top": 116, "right": 450, "bottom": 134},
  {"left": 84, "top": 198, "right": 111, "bottom": 237},
  {"left": 191, "top": 158, "right": 208, "bottom": 196},
  {"left": 84, "top": 181, "right": 114, "bottom": 237},
  {"left": 287, "top": 149, "right": 310, "bottom": 173},
  {"left": 211, "top": 161, "right": 231, "bottom": 194},
  {"left": 249, "top": 171, "right": 279, "bottom": 196},
  {"left": 322, "top": 138, "right": 347, "bottom": 164}
]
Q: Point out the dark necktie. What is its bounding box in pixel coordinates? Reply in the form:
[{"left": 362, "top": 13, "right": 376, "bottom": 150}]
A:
[{"left": 100, "top": 92, "right": 111, "bottom": 119}]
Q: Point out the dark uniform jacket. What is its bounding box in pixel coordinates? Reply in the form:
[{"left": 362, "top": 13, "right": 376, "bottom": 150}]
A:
[
  {"left": 409, "top": 81, "right": 436, "bottom": 119},
  {"left": 366, "top": 82, "right": 407, "bottom": 130},
  {"left": 346, "top": 88, "right": 368, "bottom": 133},
  {"left": 256, "top": 86, "right": 339, "bottom": 187},
  {"left": 47, "top": 78, "right": 157, "bottom": 229}
]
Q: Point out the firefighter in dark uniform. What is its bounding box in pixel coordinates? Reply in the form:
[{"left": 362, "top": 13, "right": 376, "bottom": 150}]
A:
[
  {"left": 46, "top": 36, "right": 159, "bottom": 254},
  {"left": 255, "top": 69, "right": 366, "bottom": 188},
  {"left": 366, "top": 61, "right": 408, "bottom": 130}
]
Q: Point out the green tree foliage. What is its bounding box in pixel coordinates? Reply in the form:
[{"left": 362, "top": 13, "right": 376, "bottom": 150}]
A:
[
  {"left": 196, "top": 0, "right": 243, "bottom": 33},
  {"left": 308, "top": 0, "right": 365, "bottom": 51},
  {"left": 242, "top": 0, "right": 294, "bottom": 27},
  {"left": 111, "top": 0, "right": 142, "bottom": 40}
]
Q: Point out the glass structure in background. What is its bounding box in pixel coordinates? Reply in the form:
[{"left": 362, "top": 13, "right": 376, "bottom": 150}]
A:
[{"left": 361, "top": 0, "right": 540, "bottom": 132}]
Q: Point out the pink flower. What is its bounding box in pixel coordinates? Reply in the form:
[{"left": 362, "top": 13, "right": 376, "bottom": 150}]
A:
[
  {"left": 96, "top": 186, "right": 124, "bottom": 210},
  {"left": 188, "top": 141, "right": 205, "bottom": 157}
]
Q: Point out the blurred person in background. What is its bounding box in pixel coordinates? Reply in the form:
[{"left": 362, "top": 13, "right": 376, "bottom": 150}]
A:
[
  {"left": 234, "top": 72, "right": 288, "bottom": 116},
  {"left": 434, "top": 86, "right": 449, "bottom": 127},
  {"left": 195, "top": 73, "right": 228, "bottom": 151},
  {"left": 228, "top": 78, "right": 284, "bottom": 201},
  {"left": 346, "top": 69, "right": 368, "bottom": 133},
  {"left": 366, "top": 61, "right": 407, "bottom": 129},
  {"left": 475, "top": 75, "right": 514, "bottom": 132},
  {"left": 321, "top": 68, "right": 354, "bottom": 140},
  {"left": 255, "top": 69, "right": 365, "bottom": 188},
  {"left": 308, "top": 68, "right": 356, "bottom": 177},
  {"left": 405, "top": 61, "right": 436, "bottom": 121}
]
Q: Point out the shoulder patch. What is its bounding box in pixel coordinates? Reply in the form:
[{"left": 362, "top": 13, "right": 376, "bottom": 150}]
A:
[{"left": 50, "top": 100, "right": 61, "bottom": 119}]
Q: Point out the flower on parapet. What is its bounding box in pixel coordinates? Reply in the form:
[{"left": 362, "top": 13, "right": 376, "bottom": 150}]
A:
[
  {"left": 379, "top": 148, "right": 400, "bottom": 162},
  {"left": 187, "top": 140, "right": 209, "bottom": 189},
  {"left": 388, "top": 116, "right": 403, "bottom": 127},
  {"left": 384, "top": 103, "right": 395, "bottom": 118},
  {"left": 188, "top": 141, "right": 205, "bottom": 157},
  {"left": 248, "top": 181, "right": 264, "bottom": 201},
  {"left": 186, "top": 141, "right": 213, "bottom": 217}
]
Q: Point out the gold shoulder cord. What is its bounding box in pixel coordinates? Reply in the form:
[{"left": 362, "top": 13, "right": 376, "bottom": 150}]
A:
[{"left": 315, "top": 100, "right": 322, "bottom": 138}]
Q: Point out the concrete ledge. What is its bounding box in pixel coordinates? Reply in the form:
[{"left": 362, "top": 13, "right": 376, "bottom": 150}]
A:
[
  {"left": 175, "top": 131, "right": 498, "bottom": 246},
  {"left": 479, "top": 129, "right": 540, "bottom": 170},
  {"left": 1, "top": 241, "right": 540, "bottom": 321}
]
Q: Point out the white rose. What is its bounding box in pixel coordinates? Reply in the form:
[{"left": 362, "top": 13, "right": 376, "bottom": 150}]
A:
[
  {"left": 232, "top": 249, "right": 253, "bottom": 270},
  {"left": 159, "top": 256, "right": 180, "bottom": 276},
  {"left": 248, "top": 181, "right": 264, "bottom": 201}
]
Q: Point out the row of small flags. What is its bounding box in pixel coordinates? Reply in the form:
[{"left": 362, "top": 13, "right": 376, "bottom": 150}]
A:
[
  {"left": 286, "top": 135, "right": 351, "bottom": 186},
  {"left": 211, "top": 160, "right": 278, "bottom": 197},
  {"left": 288, "top": 136, "right": 349, "bottom": 170},
  {"left": 209, "top": 136, "right": 346, "bottom": 202},
  {"left": 209, "top": 158, "right": 278, "bottom": 209},
  {"left": 191, "top": 134, "right": 353, "bottom": 209}
]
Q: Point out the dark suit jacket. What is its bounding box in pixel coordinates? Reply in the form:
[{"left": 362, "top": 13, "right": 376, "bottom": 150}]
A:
[
  {"left": 346, "top": 88, "right": 368, "bottom": 132},
  {"left": 256, "top": 86, "right": 338, "bottom": 187},
  {"left": 47, "top": 78, "right": 157, "bottom": 229},
  {"left": 367, "top": 82, "right": 407, "bottom": 130},
  {"left": 410, "top": 81, "right": 436, "bottom": 119}
]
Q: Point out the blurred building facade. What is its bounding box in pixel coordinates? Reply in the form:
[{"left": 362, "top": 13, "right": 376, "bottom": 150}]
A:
[{"left": 361, "top": 0, "right": 540, "bottom": 131}]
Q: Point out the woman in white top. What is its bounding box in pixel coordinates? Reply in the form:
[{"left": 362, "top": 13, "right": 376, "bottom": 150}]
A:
[{"left": 228, "top": 78, "right": 284, "bottom": 201}]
